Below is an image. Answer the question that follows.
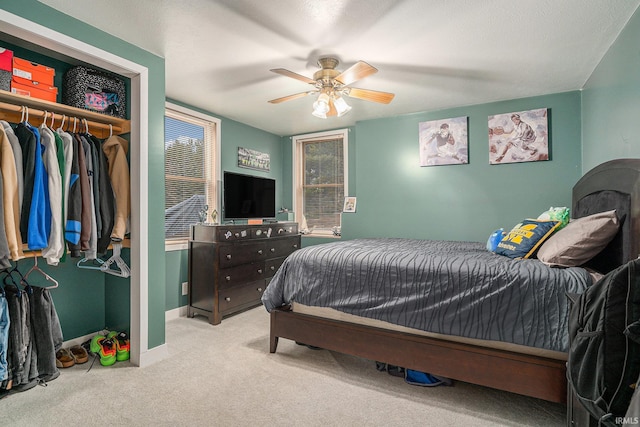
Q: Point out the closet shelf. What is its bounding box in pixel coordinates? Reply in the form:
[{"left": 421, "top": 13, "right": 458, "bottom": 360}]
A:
[{"left": 0, "top": 90, "right": 130, "bottom": 138}]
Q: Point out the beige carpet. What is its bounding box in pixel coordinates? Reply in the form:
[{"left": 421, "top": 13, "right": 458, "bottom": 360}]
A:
[{"left": 0, "top": 307, "right": 565, "bottom": 426}]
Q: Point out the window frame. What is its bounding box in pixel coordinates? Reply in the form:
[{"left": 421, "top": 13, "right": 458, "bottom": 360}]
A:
[
  {"left": 164, "top": 102, "right": 221, "bottom": 250},
  {"left": 292, "top": 128, "right": 349, "bottom": 237}
]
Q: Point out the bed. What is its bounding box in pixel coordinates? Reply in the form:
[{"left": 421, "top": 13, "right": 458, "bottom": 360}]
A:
[{"left": 262, "top": 158, "right": 640, "bottom": 404}]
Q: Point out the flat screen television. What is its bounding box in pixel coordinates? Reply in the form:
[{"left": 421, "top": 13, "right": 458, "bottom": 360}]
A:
[{"left": 223, "top": 171, "right": 276, "bottom": 220}]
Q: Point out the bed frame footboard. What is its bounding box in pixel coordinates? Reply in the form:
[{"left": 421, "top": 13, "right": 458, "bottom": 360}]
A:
[{"left": 270, "top": 306, "right": 566, "bottom": 404}]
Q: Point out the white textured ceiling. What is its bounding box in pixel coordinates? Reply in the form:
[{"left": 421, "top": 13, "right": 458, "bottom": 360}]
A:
[{"left": 39, "top": 0, "right": 640, "bottom": 136}]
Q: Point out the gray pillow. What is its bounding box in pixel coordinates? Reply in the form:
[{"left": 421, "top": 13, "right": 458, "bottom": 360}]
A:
[{"left": 537, "top": 210, "right": 619, "bottom": 267}]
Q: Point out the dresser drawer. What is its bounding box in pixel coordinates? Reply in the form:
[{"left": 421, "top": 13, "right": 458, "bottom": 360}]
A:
[
  {"left": 218, "top": 241, "right": 267, "bottom": 267},
  {"left": 218, "top": 280, "right": 266, "bottom": 314},
  {"left": 218, "top": 262, "right": 265, "bottom": 286},
  {"left": 266, "top": 236, "right": 300, "bottom": 258},
  {"left": 265, "top": 256, "right": 288, "bottom": 278}
]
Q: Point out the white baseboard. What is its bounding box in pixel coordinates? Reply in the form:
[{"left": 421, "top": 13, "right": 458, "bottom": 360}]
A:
[
  {"left": 137, "top": 343, "right": 169, "bottom": 367},
  {"left": 165, "top": 305, "right": 188, "bottom": 321}
]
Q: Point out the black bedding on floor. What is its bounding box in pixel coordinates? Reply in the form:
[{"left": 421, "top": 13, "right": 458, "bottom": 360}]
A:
[{"left": 262, "top": 238, "right": 592, "bottom": 353}]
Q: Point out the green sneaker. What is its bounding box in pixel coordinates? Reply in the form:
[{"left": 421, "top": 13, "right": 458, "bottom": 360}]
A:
[
  {"left": 107, "top": 331, "right": 130, "bottom": 361},
  {"left": 90, "top": 334, "right": 105, "bottom": 354},
  {"left": 98, "top": 338, "right": 117, "bottom": 366}
]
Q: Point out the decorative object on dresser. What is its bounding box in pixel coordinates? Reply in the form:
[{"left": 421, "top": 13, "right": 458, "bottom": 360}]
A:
[{"left": 188, "top": 222, "right": 300, "bottom": 325}]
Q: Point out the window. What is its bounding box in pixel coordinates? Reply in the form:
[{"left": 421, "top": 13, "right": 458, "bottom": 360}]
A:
[
  {"left": 293, "top": 129, "right": 348, "bottom": 236},
  {"left": 164, "top": 104, "right": 220, "bottom": 242}
]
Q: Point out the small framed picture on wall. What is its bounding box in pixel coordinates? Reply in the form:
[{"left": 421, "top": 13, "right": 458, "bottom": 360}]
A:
[{"left": 343, "top": 197, "right": 357, "bottom": 213}]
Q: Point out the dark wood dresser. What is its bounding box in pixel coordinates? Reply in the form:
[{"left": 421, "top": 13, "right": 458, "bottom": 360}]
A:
[{"left": 188, "top": 222, "right": 300, "bottom": 325}]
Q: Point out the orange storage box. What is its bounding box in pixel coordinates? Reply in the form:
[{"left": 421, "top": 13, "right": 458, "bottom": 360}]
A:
[
  {"left": 13, "top": 57, "right": 55, "bottom": 86},
  {"left": 11, "top": 76, "right": 58, "bottom": 102},
  {"left": 0, "top": 48, "right": 13, "bottom": 72}
]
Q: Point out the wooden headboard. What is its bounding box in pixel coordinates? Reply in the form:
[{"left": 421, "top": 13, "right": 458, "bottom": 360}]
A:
[{"left": 572, "top": 158, "right": 640, "bottom": 273}]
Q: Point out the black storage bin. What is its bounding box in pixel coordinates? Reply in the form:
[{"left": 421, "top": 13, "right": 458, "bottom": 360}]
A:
[{"left": 62, "top": 66, "right": 126, "bottom": 118}]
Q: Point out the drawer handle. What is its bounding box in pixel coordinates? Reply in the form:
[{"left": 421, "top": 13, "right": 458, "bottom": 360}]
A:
[
  {"left": 257, "top": 287, "right": 263, "bottom": 292},
  {"left": 225, "top": 297, "right": 231, "bottom": 302},
  {"left": 226, "top": 254, "right": 232, "bottom": 260},
  {"left": 270, "top": 266, "right": 275, "bottom": 271},
  {"left": 257, "top": 269, "right": 263, "bottom": 274},
  {"left": 270, "top": 248, "right": 276, "bottom": 252},
  {"left": 225, "top": 276, "right": 231, "bottom": 281},
  {"left": 257, "top": 249, "right": 263, "bottom": 255}
]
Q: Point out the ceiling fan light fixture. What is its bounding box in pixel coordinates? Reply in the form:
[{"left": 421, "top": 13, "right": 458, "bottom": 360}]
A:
[
  {"left": 333, "top": 95, "right": 352, "bottom": 117},
  {"left": 312, "top": 92, "right": 330, "bottom": 118}
]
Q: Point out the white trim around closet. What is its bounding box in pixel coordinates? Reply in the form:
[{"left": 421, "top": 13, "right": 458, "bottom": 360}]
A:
[{"left": 0, "top": 10, "right": 157, "bottom": 366}]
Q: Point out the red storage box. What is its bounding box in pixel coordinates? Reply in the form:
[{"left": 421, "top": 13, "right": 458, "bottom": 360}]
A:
[
  {"left": 13, "top": 57, "right": 55, "bottom": 86},
  {"left": 0, "top": 48, "right": 12, "bottom": 72},
  {"left": 11, "top": 75, "right": 58, "bottom": 102}
]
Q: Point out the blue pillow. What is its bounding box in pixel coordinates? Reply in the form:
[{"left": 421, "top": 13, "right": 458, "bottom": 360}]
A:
[{"left": 495, "top": 219, "right": 560, "bottom": 259}]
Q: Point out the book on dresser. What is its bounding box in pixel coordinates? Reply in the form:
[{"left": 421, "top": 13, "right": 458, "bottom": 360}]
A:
[{"left": 187, "top": 222, "right": 300, "bottom": 325}]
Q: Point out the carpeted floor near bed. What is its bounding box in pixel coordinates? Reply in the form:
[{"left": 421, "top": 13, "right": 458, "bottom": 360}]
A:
[{"left": 0, "top": 307, "right": 566, "bottom": 426}]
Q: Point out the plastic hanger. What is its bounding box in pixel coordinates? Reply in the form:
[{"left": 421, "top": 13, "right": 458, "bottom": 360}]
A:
[
  {"left": 100, "top": 242, "right": 131, "bottom": 278},
  {"left": 24, "top": 256, "right": 59, "bottom": 289},
  {"left": 2, "top": 268, "right": 20, "bottom": 297},
  {"left": 77, "top": 256, "right": 106, "bottom": 271}
]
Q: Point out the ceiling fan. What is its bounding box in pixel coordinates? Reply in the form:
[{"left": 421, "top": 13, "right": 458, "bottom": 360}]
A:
[{"left": 268, "top": 57, "right": 395, "bottom": 118}]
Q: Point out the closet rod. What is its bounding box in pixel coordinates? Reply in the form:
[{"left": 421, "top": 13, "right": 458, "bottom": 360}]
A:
[{"left": 0, "top": 101, "right": 124, "bottom": 135}]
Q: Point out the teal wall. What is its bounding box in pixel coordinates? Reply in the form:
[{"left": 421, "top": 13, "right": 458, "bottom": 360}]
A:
[
  {"left": 3, "top": 2, "right": 167, "bottom": 348},
  {"left": 342, "top": 92, "right": 583, "bottom": 242},
  {"left": 581, "top": 6, "right": 640, "bottom": 172}
]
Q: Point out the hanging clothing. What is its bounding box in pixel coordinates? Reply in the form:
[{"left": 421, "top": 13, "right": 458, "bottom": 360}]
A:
[
  {"left": 90, "top": 135, "right": 115, "bottom": 255},
  {"left": 0, "top": 294, "right": 9, "bottom": 383},
  {"left": 0, "top": 126, "right": 24, "bottom": 261},
  {"left": 53, "top": 131, "right": 67, "bottom": 263},
  {"left": 63, "top": 131, "right": 81, "bottom": 251},
  {"left": 81, "top": 135, "right": 97, "bottom": 260},
  {"left": 68, "top": 134, "right": 91, "bottom": 257},
  {"left": 39, "top": 125, "right": 64, "bottom": 266},
  {"left": 25, "top": 125, "right": 51, "bottom": 251},
  {"left": 0, "top": 171, "right": 11, "bottom": 270},
  {"left": 14, "top": 123, "right": 36, "bottom": 240},
  {"left": 102, "top": 135, "right": 130, "bottom": 241},
  {"left": 57, "top": 129, "right": 74, "bottom": 244},
  {"left": 29, "top": 286, "right": 62, "bottom": 382},
  {"left": 1, "top": 121, "right": 23, "bottom": 216}
]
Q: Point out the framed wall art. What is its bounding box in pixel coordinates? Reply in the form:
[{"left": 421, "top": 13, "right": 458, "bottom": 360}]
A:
[
  {"left": 238, "top": 146, "right": 270, "bottom": 171},
  {"left": 419, "top": 116, "right": 468, "bottom": 166},
  {"left": 488, "top": 108, "right": 549, "bottom": 165}
]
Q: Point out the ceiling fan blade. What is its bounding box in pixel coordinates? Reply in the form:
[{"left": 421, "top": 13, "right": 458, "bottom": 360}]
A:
[
  {"left": 268, "top": 91, "right": 315, "bottom": 104},
  {"left": 345, "top": 87, "right": 395, "bottom": 104},
  {"left": 335, "top": 61, "right": 378, "bottom": 85},
  {"left": 270, "top": 68, "right": 317, "bottom": 85}
]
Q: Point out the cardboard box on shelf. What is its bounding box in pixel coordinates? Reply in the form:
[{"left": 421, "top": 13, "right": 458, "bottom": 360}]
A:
[
  {"left": 12, "top": 57, "right": 55, "bottom": 86},
  {"left": 11, "top": 75, "right": 58, "bottom": 102}
]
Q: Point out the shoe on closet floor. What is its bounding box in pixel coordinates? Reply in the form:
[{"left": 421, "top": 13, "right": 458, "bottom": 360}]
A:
[
  {"left": 97, "top": 338, "right": 117, "bottom": 366},
  {"left": 55, "top": 348, "right": 75, "bottom": 368},
  {"left": 69, "top": 344, "right": 89, "bottom": 364},
  {"left": 107, "top": 331, "right": 130, "bottom": 361}
]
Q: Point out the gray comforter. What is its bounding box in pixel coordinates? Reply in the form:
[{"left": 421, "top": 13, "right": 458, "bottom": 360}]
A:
[{"left": 261, "top": 238, "right": 592, "bottom": 353}]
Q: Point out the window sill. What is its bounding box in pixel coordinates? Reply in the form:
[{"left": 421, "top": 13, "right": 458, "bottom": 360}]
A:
[{"left": 165, "top": 240, "right": 188, "bottom": 251}]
